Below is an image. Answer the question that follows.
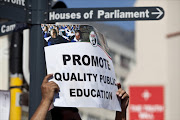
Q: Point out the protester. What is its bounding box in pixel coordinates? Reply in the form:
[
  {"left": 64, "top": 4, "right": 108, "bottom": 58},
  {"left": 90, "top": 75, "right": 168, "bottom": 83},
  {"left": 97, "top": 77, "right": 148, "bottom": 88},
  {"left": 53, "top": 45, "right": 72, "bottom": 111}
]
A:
[
  {"left": 31, "top": 74, "right": 129, "bottom": 120},
  {"left": 65, "top": 25, "right": 75, "bottom": 38},
  {"left": 43, "top": 26, "right": 50, "bottom": 38},
  {"left": 42, "top": 24, "right": 115, "bottom": 55},
  {"left": 71, "top": 30, "right": 82, "bottom": 42},
  {"left": 48, "top": 29, "right": 69, "bottom": 46},
  {"left": 41, "top": 24, "right": 45, "bottom": 30},
  {"left": 60, "top": 25, "right": 67, "bottom": 30},
  {"left": 42, "top": 24, "right": 85, "bottom": 45},
  {"left": 72, "top": 25, "right": 76, "bottom": 31}
]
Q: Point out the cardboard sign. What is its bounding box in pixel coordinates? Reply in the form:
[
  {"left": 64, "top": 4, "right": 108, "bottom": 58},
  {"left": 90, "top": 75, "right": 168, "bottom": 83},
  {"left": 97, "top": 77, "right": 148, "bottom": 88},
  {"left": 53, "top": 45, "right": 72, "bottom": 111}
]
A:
[
  {"left": 44, "top": 24, "right": 121, "bottom": 111},
  {"left": 129, "top": 86, "right": 164, "bottom": 120}
]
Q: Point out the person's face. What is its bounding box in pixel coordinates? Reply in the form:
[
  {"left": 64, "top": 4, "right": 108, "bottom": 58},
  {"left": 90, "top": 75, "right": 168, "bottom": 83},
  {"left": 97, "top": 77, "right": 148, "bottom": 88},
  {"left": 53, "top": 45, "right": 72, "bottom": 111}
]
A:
[
  {"left": 67, "top": 26, "right": 71, "bottom": 30},
  {"left": 43, "top": 26, "right": 48, "bottom": 32},
  {"left": 73, "top": 25, "right": 76, "bottom": 29},
  {"left": 75, "top": 32, "right": 80, "bottom": 40},
  {"left": 56, "top": 27, "right": 59, "bottom": 34},
  {"left": 51, "top": 30, "right": 57, "bottom": 38}
]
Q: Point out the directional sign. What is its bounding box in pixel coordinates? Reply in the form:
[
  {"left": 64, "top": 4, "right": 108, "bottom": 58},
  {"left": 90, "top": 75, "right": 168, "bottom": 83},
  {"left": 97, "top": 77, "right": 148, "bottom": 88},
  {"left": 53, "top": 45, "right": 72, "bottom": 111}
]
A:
[
  {"left": 0, "top": 21, "right": 29, "bottom": 36},
  {"left": 1, "top": 0, "right": 26, "bottom": 7},
  {"left": 0, "top": 1, "right": 26, "bottom": 22},
  {"left": 47, "top": 7, "right": 164, "bottom": 23}
]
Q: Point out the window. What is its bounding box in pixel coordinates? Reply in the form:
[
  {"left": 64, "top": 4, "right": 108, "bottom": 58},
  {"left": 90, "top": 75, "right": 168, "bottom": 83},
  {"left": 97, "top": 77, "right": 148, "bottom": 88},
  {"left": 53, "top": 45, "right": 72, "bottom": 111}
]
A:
[
  {"left": 120, "top": 55, "right": 130, "bottom": 69},
  {"left": 109, "top": 50, "right": 115, "bottom": 63}
]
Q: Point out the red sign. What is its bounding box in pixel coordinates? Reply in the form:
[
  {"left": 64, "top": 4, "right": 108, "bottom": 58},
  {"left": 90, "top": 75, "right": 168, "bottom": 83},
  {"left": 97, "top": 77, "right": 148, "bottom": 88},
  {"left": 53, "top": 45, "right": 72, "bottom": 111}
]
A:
[{"left": 129, "top": 86, "right": 164, "bottom": 120}]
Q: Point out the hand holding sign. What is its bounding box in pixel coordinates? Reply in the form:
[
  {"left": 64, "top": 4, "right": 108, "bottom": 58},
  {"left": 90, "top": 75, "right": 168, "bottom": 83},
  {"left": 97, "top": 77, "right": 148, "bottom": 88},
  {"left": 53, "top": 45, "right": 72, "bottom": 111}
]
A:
[
  {"left": 31, "top": 74, "right": 60, "bottom": 120},
  {"left": 115, "top": 83, "right": 129, "bottom": 120},
  {"left": 31, "top": 76, "right": 129, "bottom": 120},
  {"left": 41, "top": 74, "right": 60, "bottom": 104},
  {"left": 116, "top": 83, "right": 129, "bottom": 111}
]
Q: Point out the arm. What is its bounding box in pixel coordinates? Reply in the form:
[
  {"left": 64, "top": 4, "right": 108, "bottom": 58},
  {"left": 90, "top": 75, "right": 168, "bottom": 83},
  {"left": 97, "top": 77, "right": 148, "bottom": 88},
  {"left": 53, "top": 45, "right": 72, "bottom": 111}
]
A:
[
  {"left": 31, "top": 74, "right": 60, "bottom": 120},
  {"left": 115, "top": 83, "right": 129, "bottom": 120}
]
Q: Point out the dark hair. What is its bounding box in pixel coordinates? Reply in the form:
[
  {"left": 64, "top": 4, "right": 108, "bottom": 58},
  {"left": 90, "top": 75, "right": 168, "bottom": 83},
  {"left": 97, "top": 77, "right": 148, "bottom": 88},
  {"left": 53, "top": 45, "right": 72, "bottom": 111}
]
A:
[
  {"left": 50, "top": 29, "right": 57, "bottom": 36},
  {"left": 44, "top": 26, "right": 48, "bottom": 31},
  {"left": 50, "top": 107, "right": 79, "bottom": 120},
  {"left": 75, "top": 30, "right": 82, "bottom": 38},
  {"left": 50, "top": 29, "right": 57, "bottom": 34},
  {"left": 52, "top": 107, "right": 79, "bottom": 113}
]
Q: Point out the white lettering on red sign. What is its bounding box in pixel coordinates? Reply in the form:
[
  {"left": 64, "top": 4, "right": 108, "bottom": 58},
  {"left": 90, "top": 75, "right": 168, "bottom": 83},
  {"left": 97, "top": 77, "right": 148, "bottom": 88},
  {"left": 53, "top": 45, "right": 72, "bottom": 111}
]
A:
[{"left": 129, "top": 86, "right": 164, "bottom": 120}]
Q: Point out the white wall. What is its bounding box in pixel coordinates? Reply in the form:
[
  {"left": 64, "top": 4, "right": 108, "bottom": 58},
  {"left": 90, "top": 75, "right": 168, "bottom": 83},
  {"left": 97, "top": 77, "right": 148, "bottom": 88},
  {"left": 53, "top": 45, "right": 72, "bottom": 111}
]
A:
[
  {"left": 167, "top": 1, "right": 180, "bottom": 119},
  {"left": 125, "top": 0, "right": 180, "bottom": 120},
  {"left": 0, "top": 35, "right": 9, "bottom": 90}
]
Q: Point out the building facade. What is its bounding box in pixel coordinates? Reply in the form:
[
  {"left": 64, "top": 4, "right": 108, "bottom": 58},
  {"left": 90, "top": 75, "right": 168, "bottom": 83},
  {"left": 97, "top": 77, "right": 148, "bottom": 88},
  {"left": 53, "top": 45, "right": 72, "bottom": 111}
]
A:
[{"left": 125, "top": 0, "right": 180, "bottom": 120}]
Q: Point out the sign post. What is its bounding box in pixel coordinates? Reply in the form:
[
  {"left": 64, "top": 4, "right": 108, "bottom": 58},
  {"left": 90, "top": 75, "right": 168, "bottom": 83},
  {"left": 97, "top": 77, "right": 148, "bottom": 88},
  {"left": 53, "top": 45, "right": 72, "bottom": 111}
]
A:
[
  {"left": 29, "top": 24, "right": 46, "bottom": 118},
  {"left": 28, "top": 0, "right": 49, "bottom": 117}
]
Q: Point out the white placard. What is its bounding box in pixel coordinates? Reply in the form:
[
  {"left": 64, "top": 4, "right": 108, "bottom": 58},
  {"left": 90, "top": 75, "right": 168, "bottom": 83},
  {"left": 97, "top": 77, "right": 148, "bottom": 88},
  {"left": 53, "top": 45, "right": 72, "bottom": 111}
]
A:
[
  {"left": 45, "top": 42, "right": 121, "bottom": 111},
  {"left": 0, "top": 90, "right": 10, "bottom": 120}
]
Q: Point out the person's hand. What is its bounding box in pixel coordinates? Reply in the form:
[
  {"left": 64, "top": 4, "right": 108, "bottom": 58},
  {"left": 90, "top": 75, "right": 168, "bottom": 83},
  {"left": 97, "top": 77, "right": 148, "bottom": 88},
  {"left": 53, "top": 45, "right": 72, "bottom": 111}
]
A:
[
  {"left": 31, "top": 74, "right": 59, "bottom": 120},
  {"left": 116, "top": 83, "right": 129, "bottom": 112},
  {"left": 115, "top": 83, "right": 129, "bottom": 120},
  {"left": 41, "top": 74, "right": 60, "bottom": 104}
]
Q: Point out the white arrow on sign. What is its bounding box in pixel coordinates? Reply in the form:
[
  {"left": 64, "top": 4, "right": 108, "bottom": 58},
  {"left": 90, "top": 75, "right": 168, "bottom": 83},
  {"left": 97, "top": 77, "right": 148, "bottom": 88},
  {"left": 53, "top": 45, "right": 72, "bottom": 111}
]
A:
[{"left": 151, "top": 8, "right": 163, "bottom": 19}]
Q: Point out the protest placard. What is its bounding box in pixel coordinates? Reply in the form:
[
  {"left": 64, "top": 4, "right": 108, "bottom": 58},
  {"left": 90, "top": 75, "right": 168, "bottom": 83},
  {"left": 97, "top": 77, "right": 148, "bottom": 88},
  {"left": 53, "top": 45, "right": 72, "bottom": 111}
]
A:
[{"left": 44, "top": 24, "right": 121, "bottom": 111}]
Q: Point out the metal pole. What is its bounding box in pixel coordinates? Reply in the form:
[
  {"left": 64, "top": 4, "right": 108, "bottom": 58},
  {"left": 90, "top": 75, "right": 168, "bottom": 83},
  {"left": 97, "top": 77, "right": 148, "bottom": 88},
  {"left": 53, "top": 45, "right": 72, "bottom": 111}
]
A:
[
  {"left": 28, "top": 0, "right": 69, "bottom": 118},
  {"left": 28, "top": 0, "right": 48, "bottom": 118},
  {"left": 9, "top": 31, "right": 23, "bottom": 120},
  {"left": 29, "top": 24, "right": 46, "bottom": 118}
]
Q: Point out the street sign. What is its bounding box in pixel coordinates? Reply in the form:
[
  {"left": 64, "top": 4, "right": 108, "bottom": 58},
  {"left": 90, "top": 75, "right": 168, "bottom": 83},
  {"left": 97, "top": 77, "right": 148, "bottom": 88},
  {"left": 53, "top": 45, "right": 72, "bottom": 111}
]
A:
[
  {"left": 47, "top": 7, "right": 164, "bottom": 23},
  {"left": 0, "top": 3, "right": 165, "bottom": 24},
  {"left": 0, "top": 21, "right": 29, "bottom": 36},
  {"left": 0, "top": 0, "right": 27, "bottom": 22},
  {"left": 1, "top": 0, "right": 26, "bottom": 7},
  {"left": 129, "top": 86, "right": 164, "bottom": 120}
]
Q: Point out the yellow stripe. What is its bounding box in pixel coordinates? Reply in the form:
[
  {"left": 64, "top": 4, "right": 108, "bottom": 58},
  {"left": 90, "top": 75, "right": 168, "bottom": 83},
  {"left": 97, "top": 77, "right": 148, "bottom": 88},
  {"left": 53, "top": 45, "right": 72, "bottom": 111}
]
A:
[
  {"left": 10, "top": 77, "right": 23, "bottom": 86},
  {"left": 10, "top": 77, "right": 22, "bottom": 120}
]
